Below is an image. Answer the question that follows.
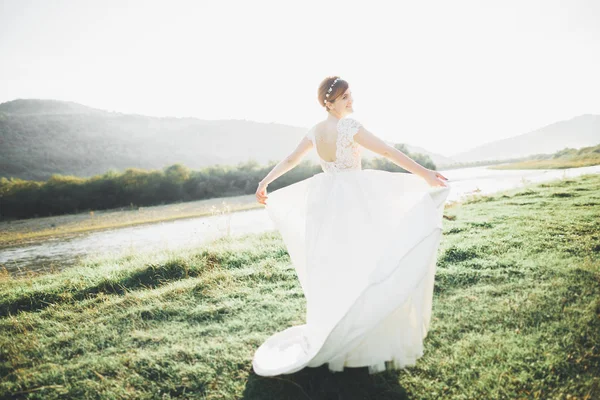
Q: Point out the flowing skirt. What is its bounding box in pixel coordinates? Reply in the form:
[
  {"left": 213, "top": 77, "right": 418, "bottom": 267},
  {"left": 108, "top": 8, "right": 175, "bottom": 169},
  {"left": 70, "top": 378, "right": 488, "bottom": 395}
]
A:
[{"left": 252, "top": 168, "right": 451, "bottom": 376}]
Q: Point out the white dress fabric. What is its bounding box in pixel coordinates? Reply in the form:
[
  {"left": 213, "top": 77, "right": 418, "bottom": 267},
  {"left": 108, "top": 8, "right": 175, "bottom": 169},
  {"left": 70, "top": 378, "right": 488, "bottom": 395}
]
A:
[{"left": 252, "top": 117, "right": 451, "bottom": 376}]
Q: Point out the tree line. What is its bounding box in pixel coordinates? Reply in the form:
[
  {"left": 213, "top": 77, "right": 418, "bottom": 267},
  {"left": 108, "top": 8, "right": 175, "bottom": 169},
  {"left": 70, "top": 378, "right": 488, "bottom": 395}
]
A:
[{"left": 0, "top": 144, "right": 436, "bottom": 220}]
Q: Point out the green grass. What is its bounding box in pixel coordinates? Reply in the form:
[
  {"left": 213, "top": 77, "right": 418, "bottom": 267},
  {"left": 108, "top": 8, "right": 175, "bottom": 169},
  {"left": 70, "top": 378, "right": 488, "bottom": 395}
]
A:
[
  {"left": 489, "top": 143, "right": 600, "bottom": 170},
  {"left": 1, "top": 174, "right": 599, "bottom": 399}
]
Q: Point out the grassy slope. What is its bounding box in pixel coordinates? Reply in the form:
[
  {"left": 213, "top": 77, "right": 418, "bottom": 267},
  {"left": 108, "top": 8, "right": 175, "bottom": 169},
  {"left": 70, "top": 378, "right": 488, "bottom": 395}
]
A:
[
  {"left": 490, "top": 143, "right": 600, "bottom": 170},
  {"left": 0, "top": 174, "right": 599, "bottom": 399}
]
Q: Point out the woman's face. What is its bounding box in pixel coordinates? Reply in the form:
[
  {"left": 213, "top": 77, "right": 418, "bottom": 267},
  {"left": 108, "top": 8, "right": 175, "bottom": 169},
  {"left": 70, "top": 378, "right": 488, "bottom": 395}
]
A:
[{"left": 329, "top": 88, "right": 353, "bottom": 116}]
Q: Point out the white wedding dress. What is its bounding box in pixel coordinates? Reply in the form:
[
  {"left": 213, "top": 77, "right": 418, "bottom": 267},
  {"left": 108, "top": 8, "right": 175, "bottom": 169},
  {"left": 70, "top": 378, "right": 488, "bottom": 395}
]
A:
[{"left": 252, "top": 117, "right": 451, "bottom": 376}]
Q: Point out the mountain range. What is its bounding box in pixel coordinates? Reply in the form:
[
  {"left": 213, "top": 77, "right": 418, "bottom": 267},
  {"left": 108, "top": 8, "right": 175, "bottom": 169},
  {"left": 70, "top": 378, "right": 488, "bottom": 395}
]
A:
[{"left": 0, "top": 99, "right": 598, "bottom": 180}]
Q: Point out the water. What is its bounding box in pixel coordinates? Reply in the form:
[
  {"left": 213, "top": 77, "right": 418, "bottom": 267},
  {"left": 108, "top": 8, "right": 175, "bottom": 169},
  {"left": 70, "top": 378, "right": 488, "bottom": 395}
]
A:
[
  {"left": 441, "top": 164, "right": 600, "bottom": 201},
  {"left": 1, "top": 164, "right": 599, "bottom": 276}
]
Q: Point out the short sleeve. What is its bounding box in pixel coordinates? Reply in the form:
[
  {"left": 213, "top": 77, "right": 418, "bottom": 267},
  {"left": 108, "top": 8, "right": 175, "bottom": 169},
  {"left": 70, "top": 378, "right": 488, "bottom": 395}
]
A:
[{"left": 337, "top": 117, "right": 362, "bottom": 139}]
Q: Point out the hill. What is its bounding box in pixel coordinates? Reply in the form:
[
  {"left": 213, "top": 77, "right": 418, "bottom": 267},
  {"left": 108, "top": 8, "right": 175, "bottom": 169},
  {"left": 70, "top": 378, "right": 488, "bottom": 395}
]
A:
[
  {"left": 449, "top": 114, "right": 600, "bottom": 163},
  {"left": 0, "top": 99, "right": 308, "bottom": 180},
  {"left": 489, "top": 143, "right": 600, "bottom": 169}
]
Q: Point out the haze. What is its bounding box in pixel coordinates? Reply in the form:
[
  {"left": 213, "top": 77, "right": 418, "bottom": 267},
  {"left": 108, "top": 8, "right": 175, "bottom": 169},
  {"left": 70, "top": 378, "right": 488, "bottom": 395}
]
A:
[{"left": 1, "top": 0, "right": 599, "bottom": 155}]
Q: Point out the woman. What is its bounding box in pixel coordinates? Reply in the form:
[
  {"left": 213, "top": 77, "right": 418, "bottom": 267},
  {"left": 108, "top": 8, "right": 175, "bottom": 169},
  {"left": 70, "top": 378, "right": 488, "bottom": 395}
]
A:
[{"left": 252, "top": 76, "right": 451, "bottom": 376}]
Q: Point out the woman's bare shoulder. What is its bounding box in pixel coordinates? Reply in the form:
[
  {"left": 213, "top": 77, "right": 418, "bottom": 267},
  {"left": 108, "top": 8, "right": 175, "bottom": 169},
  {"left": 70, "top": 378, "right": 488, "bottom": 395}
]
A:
[{"left": 313, "top": 119, "right": 337, "bottom": 131}]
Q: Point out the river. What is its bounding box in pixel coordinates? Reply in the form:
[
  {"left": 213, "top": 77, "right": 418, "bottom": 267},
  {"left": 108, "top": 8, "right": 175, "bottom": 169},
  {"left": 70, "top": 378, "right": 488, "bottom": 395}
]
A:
[{"left": 1, "top": 164, "right": 599, "bottom": 277}]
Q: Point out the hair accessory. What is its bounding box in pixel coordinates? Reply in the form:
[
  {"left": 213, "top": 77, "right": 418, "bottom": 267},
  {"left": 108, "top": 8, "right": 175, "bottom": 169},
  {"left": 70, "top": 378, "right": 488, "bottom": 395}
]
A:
[{"left": 323, "top": 77, "right": 341, "bottom": 104}]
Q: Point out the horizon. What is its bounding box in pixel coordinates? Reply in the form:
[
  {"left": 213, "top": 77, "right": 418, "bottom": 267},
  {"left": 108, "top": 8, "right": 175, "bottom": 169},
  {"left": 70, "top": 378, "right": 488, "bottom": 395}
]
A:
[
  {"left": 1, "top": 97, "right": 597, "bottom": 159},
  {"left": 1, "top": 0, "right": 599, "bottom": 155}
]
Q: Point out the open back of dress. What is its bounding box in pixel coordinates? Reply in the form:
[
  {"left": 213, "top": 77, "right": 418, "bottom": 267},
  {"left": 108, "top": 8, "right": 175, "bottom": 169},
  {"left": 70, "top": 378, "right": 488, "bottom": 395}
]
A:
[
  {"left": 253, "top": 116, "right": 451, "bottom": 375},
  {"left": 306, "top": 118, "right": 363, "bottom": 174}
]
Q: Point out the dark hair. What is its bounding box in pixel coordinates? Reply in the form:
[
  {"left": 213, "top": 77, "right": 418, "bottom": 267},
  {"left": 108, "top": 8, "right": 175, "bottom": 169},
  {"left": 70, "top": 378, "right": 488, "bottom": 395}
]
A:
[{"left": 318, "top": 76, "right": 349, "bottom": 113}]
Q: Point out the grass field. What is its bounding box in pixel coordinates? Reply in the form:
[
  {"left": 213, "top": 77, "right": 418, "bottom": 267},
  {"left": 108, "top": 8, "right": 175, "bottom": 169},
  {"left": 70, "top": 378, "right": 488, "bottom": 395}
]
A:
[{"left": 0, "top": 174, "right": 598, "bottom": 399}]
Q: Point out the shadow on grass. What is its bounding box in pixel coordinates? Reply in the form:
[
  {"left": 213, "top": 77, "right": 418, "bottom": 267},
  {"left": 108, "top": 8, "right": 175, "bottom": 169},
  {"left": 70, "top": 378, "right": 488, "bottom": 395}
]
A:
[
  {"left": 439, "top": 245, "right": 480, "bottom": 265},
  {"left": 243, "top": 364, "right": 410, "bottom": 400},
  {"left": 0, "top": 246, "right": 289, "bottom": 317}
]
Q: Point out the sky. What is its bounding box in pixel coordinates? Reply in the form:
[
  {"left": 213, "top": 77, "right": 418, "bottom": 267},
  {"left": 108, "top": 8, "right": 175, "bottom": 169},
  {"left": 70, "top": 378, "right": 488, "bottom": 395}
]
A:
[{"left": 1, "top": 0, "right": 599, "bottom": 156}]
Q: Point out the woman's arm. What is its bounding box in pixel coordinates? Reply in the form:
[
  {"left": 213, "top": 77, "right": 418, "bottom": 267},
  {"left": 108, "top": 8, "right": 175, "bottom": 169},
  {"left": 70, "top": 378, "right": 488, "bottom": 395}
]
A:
[
  {"left": 259, "top": 136, "right": 313, "bottom": 186},
  {"left": 354, "top": 126, "right": 448, "bottom": 186},
  {"left": 256, "top": 136, "right": 313, "bottom": 205},
  {"left": 354, "top": 126, "right": 428, "bottom": 178}
]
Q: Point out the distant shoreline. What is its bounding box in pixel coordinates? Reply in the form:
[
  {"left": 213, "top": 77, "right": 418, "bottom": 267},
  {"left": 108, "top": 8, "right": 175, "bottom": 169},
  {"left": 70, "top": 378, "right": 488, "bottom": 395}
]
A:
[
  {"left": 453, "top": 144, "right": 600, "bottom": 170},
  {"left": 0, "top": 194, "right": 263, "bottom": 249},
  {"left": 489, "top": 159, "right": 600, "bottom": 170}
]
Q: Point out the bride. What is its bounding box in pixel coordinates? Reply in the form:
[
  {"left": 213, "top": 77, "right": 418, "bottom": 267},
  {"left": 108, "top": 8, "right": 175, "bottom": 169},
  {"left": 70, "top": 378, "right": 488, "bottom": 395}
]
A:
[{"left": 252, "top": 76, "right": 451, "bottom": 376}]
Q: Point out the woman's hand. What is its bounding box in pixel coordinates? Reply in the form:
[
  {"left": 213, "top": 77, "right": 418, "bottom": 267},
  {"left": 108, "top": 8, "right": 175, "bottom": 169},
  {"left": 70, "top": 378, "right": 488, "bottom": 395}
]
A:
[
  {"left": 256, "top": 181, "right": 269, "bottom": 205},
  {"left": 422, "top": 169, "right": 449, "bottom": 188}
]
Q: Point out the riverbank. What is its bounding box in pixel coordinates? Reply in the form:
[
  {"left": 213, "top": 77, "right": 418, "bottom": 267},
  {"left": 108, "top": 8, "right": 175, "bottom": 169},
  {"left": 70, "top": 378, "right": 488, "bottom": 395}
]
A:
[
  {"left": 1, "top": 174, "right": 598, "bottom": 399},
  {"left": 0, "top": 194, "right": 262, "bottom": 248},
  {"left": 489, "top": 158, "right": 600, "bottom": 169},
  {"left": 489, "top": 144, "right": 600, "bottom": 170}
]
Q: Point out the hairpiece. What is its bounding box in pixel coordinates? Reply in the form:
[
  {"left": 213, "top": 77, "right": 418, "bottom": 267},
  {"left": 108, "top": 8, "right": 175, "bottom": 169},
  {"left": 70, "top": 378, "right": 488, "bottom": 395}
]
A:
[{"left": 324, "top": 77, "right": 341, "bottom": 104}]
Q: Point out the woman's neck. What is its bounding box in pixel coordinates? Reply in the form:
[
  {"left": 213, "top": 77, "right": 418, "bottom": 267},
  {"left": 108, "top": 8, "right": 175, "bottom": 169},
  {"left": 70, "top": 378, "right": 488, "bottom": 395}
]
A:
[{"left": 326, "top": 112, "right": 344, "bottom": 123}]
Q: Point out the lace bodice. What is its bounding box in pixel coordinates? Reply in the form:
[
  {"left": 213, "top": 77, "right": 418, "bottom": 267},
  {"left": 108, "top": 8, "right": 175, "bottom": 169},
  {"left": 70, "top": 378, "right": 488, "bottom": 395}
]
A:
[{"left": 306, "top": 117, "right": 362, "bottom": 174}]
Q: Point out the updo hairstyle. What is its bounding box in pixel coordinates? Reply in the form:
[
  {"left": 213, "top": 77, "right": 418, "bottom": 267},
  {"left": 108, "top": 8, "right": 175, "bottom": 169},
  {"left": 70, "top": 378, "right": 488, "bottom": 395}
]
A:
[{"left": 317, "top": 76, "right": 349, "bottom": 113}]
